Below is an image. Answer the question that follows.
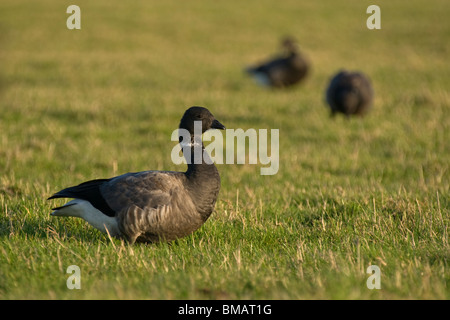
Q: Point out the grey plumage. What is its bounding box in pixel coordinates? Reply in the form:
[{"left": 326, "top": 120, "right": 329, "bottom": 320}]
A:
[
  {"left": 326, "top": 70, "right": 374, "bottom": 117},
  {"left": 245, "top": 37, "right": 310, "bottom": 88},
  {"left": 48, "top": 106, "right": 225, "bottom": 244}
]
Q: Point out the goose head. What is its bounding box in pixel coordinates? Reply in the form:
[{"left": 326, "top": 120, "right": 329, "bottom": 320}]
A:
[{"left": 179, "top": 106, "right": 225, "bottom": 135}]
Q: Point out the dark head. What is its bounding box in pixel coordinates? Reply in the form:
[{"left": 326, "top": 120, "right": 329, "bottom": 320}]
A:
[
  {"left": 281, "top": 36, "right": 298, "bottom": 53},
  {"left": 179, "top": 106, "right": 225, "bottom": 135}
]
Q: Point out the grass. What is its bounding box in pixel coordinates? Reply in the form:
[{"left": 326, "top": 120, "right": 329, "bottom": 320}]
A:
[{"left": 0, "top": 0, "right": 449, "bottom": 299}]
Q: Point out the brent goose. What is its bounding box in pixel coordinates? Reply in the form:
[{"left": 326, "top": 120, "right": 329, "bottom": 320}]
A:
[
  {"left": 48, "top": 106, "right": 225, "bottom": 244},
  {"left": 326, "top": 70, "right": 374, "bottom": 117},
  {"left": 245, "top": 37, "right": 310, "bottom": 88}
]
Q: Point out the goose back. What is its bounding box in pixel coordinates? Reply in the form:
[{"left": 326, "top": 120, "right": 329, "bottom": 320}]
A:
[
  {"left": 246, "top": 38, "right": 310, "bottom": 88},
  {"left": 326, "top": 71, "right": 374, "bottom": 117},
  {"left": 48, "top": 106, "right": 225, "bottom": 244}
]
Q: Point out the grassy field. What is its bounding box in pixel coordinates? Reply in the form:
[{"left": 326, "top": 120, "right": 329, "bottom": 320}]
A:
[{"left": 0, "top": 0, "right": 448, "bottom": 299}]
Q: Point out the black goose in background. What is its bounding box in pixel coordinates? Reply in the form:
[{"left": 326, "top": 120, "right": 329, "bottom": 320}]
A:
[
  {"left": 326, "top": 70, "right": 374, "bottom": 118},
  {"left": 48, "top": 106, "right": 225, "bottom": 244},
  {"left": 245, "top": 37, "right": 310, "bottom": 88}
]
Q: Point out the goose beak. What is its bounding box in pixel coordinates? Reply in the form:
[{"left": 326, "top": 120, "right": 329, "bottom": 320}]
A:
[{"left": 211, "top": 119, "right": 226, "bottom": 130}]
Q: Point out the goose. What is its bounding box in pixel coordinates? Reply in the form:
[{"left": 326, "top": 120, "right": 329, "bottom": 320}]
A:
[
  {"left": 326, "top": 70, "right": 374, "bottom": 117},
  {"left": 245, "top": 37, "right": 310, "bottom": 88},
  {"left": 48, "top": 106, "right": 225, "bottom": 244}
]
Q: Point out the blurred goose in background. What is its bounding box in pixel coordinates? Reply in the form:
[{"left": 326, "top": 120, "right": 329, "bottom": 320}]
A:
[
  {"left": 325, "top": 70, "right": 374, "bottom": 118},
  {"left": 48, "top": 106, "right": 225, "bottom": 244},
  {"left": 245, "top": 37, "right": 310, "bottom": 88}
]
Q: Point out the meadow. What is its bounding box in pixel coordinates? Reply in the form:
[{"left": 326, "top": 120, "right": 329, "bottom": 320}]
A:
[{"left": 0, "top": 0, "right": 448, "bottom": 299}]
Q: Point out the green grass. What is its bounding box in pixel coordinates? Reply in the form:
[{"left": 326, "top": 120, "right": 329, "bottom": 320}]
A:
[{"left": 0, "top": 0, "right": 449, "bottom": 299}]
